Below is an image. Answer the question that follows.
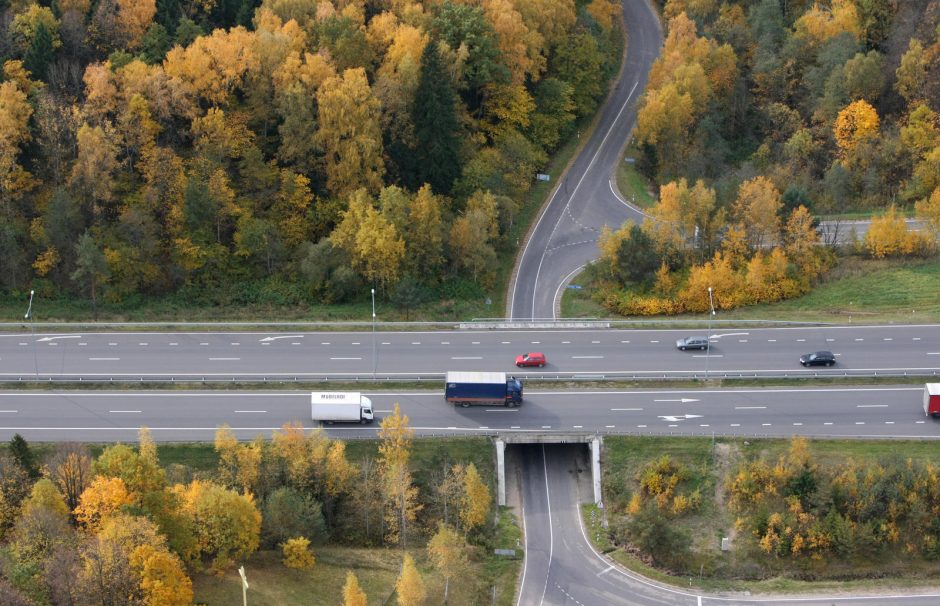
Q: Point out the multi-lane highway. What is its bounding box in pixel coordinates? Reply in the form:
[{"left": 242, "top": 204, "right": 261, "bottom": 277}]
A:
[
  {"left": 508, "top": 0, "right": 661, "bottom": 321},
  {"left": 0, "top": 385, "right": 933, "bottom": 441},
  {"left": 2, "top": 325, "right": 939, "bottom": 380}
]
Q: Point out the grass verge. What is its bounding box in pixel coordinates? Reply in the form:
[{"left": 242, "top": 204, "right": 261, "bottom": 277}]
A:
[
  {"left": 614, "top": 147, "right": 655, "bottom": 209},
  {"left": 563, "top": 255, "right": 940, "bottom": 324}
]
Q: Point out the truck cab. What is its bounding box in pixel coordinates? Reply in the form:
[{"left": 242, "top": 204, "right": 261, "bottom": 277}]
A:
[{"left": 507, "top": 376, "right": 523, "bottom": 405}]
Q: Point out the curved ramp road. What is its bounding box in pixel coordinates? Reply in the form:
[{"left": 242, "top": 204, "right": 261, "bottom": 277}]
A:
[
  {"left": 2, "top": 325, "right": 939, "bottom": 380},
  {"left": 508, "top": 0, "right": 662, "bottom": 321}
]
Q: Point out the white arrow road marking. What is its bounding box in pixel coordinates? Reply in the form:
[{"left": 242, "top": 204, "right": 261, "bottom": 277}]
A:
[
  {"left": 36, "top": 335, "right": 81, "bottom": 342},
  {"left": 654, "top": 398, "right": 700, "bottom": 403},
  {"left": 710, "top": 332, "right": 749, "bottom": 339},
  {"left": 658, "top": 414, "right": 703, "bottom": 422},
  {"left": 259, "top": 335, "right": 304, "bottom": 342}
]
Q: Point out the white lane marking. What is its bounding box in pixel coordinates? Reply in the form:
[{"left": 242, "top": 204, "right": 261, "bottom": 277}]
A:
[
  {"left": 914, "top": 337, "right": 921, "bottom": 341},
  {"left": 235, "top": 410, "right": 267, "bottom": 413},
  {"left": 739, "top": 339, "right": 748, "bottom": 343},
  {"left": 381, "top": 342, "right": 390, "bottom": 345},
  {"left": 612, "top": 408, "right": 643, "bottom": 411},
  {"left": 668, "top": 424, "right": 678, "bottom": 427},
  {"left": 411, "top": 342, "right": 421, "bottom": 345},
  {"left": 768, "top": 339, "right": 776, "bottom": 342},
  {"left": 139, "top": 343, "right": 148, "bottom": 346},
  {"left": 484, "top": 409, "right": 518, "bottom": 412},
  {"left": 735, "top": 406, "right": 766, "bottom": 410},
  {"left": 886, "top": 421, "right": 895, "bottom": 424},
  {"left": 591, "top": 340, "right": 600, "bottom": 344},
  {"left": 511, "top": 426, "right": 521, "bottom": 429},
  {"left": 826, "top": 338, "right": 835, "bottom": 342},
  {"left": 331, "top": 357, "right": 362, "bottom": 360},
  {"left": 291, "top": 343, "right": 300, "bottom": 345},
  {"left": 621, "top": 340, "right": 630, "bottom": 343},
  {"left": 857, "top": 404, "right": 888, "bottom": 408},
  {"left": 650, "top": 340, "right": 659, "bottom": 343},
  {"left": 230, "top": 342, "right": 240, "bottom": 346},
  {"left": 693, "top": 354, "right": 723, "bottom": 358},
  {"left": 169, "top": 342, "right": 178, "bottom": 346},
  {"left": 452, "top": 356, "right": 482, "bottom": 360},
  {"left": 441, "top": 342, "right": 450, "bottom": 345},
  {"left": 573, "top": 425, "right": 583, "bottom": 429},
  {"left": 928, "top": 353, "right": 940, "bottom": 355},
  {"left": 917, "top": 421, "right": 926, "bottom": 424},
  {"left": 541, "top": 425, "right": 551, "bottom": 429},
  {"left": 637, "top": 424, "right": 647, "bottom": 428},
  {"left": 472, "top": 341, "right": 480, "bottom": 345},
  {"left": 884, "top": 337, "right": 893, "bottom": 341},
  {"left": 322, "top": 342, "right": 332, "bottom": 345},
  {"left": 572, "top": 355, "right": 604, "bottom": 359},
  {"left": 793, "top": 423, "right": 803, "bottom": 426},
  {"left": 730, "top": 423, "right": 740, "bottom": 427},
  {"left": 109, "top": 410, "right": 140, "bottom": 413},
  {"left": 531, "top": 341, "right": 541, "bottom": 344},
  {"left": 605, "top": 425, "right": 615, "bottom": 428},
  {"left": 562, "top": 341, "right": 571, "bottom": 344},
  {"left": 797, "top": 338, "right": 806, "bottom": 342},
  {"left": 654, "top": 398, "right": 699, "bottom": 403},
  {"left": 762, "top": 423, "right": 771, "bottom": 426},
  {"left": 855, "top": 338, "right": 864, "bottom": 341},
  {"left": 79, "top": 343, "right": 87, "bottom": 346},
  {"left": 856, "top": 422, "right": 865, "bottom": 425},
  {"left": 0, "top": 410, "right": 17, "bottom": 413},
  {"left": 502, "top": 341, "right": 511, "bottom": 344},
  {"left": 89, "top": 358, "right": 120, "bottom": 361},
  {"left": 109, "top": 342, "right": 118, "bottom": 346},
  {"left": 200, "top": 343, "right": 208, "bottom": 346},
  {"left": 351, "top": 342, "right": 360, "bottom": 345},
  {"left": 209, "top": 357, "right": 240, "bottom": 361},
  {"left": 824, "top": 422, "right": 834, "bottom": 425},
  {"left": 19, "top": 343, "right": 27, "bottom": 346}
]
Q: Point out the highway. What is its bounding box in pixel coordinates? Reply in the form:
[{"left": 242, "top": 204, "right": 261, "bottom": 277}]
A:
[
  {"left": 0, "top": 385, "right": 933, "bottom": 441},
  {"left": 507, "top": 0, "right": 661, "bottom": 321},
  {"left": 1, "top": 325, "right": 939, "bottom": 380}
]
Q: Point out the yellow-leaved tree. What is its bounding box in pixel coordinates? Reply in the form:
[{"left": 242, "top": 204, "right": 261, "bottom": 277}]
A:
[
  {"left": 865, "top": 205, "right": 931, "bottom": 258},
  {"left": 427, "top": 523, "right": 469, "bottom": 603},
  {"left": 281, "top": 536, "right": 315, "bottom": 569},
  {"left": 834, "top": 100, "right": 880, "bottom": 160},
  {"left": 395, "top": 553, "right": 426, "bottom": 606},
  {"left": 915, "top": 187, "right": 940, "bottom": 238},
  {"left": 74, "top": 476, "right": 134, "bottom": 530},
  {"left": 343, "top": 571, "right": 368, "bottom": 606},
  {"left": 460, "top": 462, "right": 491, "bottom": 533},
  {"left": 731, "top": 176, "right": 782, "bottom": 250},
  {"left": 379, "top": 403, "right": 421, "bottom": 547}
]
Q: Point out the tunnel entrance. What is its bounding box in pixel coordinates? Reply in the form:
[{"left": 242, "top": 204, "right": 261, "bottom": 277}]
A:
[{"left": 495, "top": 434, "right": 604, "bottom": 508}]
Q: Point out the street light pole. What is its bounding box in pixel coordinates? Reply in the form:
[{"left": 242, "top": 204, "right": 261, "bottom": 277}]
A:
[
  {"left": 25, "top": 290, "right": 37, "bottom": 380},
  {"left": 371, "top": 288, "right": 376, "bottom": 379},
  {"left": 705, "top": 287, "right": 715, "bottom": 379}
]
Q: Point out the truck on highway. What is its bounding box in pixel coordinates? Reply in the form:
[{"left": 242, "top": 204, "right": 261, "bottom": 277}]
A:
[
  {"left": 311, "top": 392, "right": 374, "bottom": 424},
  {"left": 925, "top": 384, "right": 940, "bottom": 418},
  {"left": 445, "top": 371, "right": 523, "bottom": 407}
]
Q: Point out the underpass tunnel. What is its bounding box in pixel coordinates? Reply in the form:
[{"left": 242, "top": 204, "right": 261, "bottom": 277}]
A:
[{"left": 499, "top": 438, "right": 601, "bottom": 512}]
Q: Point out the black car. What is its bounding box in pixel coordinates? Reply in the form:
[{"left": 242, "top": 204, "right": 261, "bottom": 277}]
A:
[
  {"left": 800, "top": 351, "right": 835, "bottom": 367},
  {"left": 676, "top": 336, "right": 709, "bottom": 351}
]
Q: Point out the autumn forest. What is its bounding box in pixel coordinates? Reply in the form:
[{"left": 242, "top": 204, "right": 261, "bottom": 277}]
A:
[{"left": 0, "top": 0, "right": 620, "bottom": 311}]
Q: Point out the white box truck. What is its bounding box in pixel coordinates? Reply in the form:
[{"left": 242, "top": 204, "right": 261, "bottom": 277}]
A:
[{"left": 311, "top": 392, "right": 374, "bottom": 425}]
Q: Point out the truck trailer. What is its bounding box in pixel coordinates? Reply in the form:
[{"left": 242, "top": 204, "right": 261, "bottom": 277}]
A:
[
  {"left": 924, "top": 384, "right": 940, "bottom": 418},
  {"left": 445, "top": 371, "right": 523, "bottom": 407},
  {"left": 311, "top": 392, "right": 374, "bottom": 424}
]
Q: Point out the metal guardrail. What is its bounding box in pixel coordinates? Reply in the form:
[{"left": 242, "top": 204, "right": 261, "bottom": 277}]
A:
[{"left": 3, "top": 368, "right": 938, "bottom": 383}]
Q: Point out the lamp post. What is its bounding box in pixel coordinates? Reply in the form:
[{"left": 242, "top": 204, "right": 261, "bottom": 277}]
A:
[
  {"left": 25, "top": 290, "right": 37, "bottom": 380},
  {"left": 371, "top": 288, "right": 376, "bottom": 379},
  {"left": 705, "top": 287, "right": 715, "bottom": 379}
]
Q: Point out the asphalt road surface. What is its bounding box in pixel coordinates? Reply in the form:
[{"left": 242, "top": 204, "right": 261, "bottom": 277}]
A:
[
  {"left": 0, "top": 385, "right": 934, "bottom": 441},
  {"left": 508, "top": 0, "right": 661, "bottom": 321},
  {"left": 2, "top": 325, "right": 939, "bottom": 380}
]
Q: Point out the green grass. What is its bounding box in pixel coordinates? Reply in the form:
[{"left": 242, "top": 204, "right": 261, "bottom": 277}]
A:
[
  {"left": 562, "top": 255, "right": 940, "bottom": 324},
  {"left": 615, "top": 150, "right": 655, "bottom": 209}
]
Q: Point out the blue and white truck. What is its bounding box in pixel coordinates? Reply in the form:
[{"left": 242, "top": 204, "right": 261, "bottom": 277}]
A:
[{"left": 445, "top": 371, "right": 523, "bottom": 407}]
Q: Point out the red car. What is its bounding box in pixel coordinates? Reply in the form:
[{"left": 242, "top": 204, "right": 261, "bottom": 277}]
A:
[{"left": 515, "top": 352, "right": 546, "bottom": 368}]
